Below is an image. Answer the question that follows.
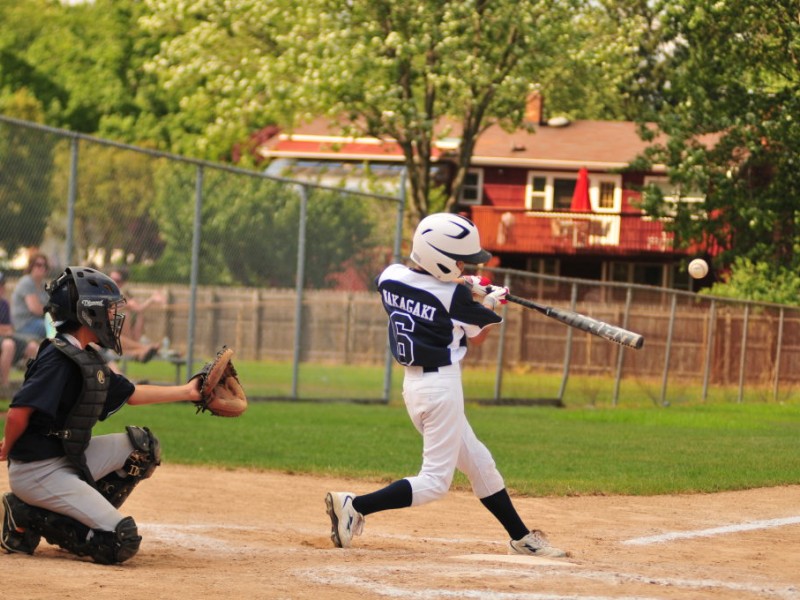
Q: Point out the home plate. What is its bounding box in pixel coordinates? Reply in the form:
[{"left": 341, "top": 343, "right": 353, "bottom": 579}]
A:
[{"left": 453, "top": 554, "right": 576, "bottom": 567}]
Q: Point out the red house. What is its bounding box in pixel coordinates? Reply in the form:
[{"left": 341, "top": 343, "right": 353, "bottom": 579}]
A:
[{"left": 257, "top": 96, "right": 706, "bottom": 290}]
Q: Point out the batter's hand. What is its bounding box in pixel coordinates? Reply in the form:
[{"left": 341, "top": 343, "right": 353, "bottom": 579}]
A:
[
  {"left": 462, "top": 275, "right": 493, "bottom": 298},
  {"left": 483, "top": 286, "right": 509, "bottom": 310}
]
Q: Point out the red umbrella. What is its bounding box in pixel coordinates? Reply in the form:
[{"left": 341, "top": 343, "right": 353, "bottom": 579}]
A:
[{"left": 570, "top": 167, "right": 591, "bottom": 212}]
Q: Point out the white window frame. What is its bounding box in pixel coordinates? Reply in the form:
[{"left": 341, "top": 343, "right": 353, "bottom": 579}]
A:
[
  {"left": 459, "top": 168, "right": 484, "bottom": 205},
  {"left": 590, "top": 174, "right": 622, "bottom": 213},
  {"left": 643, "top": 176, "right": 705, "bottom": 216},
  {"left": 525, "top": 172, "right": 570, "bottom": 210},
  {"left": 525, "top": 171, "right": 622, "bottom": 212},
  {"left": 526, "top": 173, "right": 549, "bottom": 210}
]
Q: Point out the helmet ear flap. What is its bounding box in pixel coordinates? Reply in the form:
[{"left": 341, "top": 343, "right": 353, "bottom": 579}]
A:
[{"left": 45, "top": 272, "right": 79, "bottom": 325}]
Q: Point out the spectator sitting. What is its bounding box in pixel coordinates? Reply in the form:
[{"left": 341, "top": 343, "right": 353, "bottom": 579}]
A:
[
  {"left": 10, "top": 253, "right": 51, "bottom": 341},
  {"left": 0, "top": 272, "right": 39, "bottom": 392},
  {"left": 108, "top": 266, "right": 166, "bottom": 343}
]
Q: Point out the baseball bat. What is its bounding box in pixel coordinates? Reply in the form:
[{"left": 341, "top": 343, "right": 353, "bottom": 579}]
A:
[
  {"left": 504, "top": 294, "right": 644, "bottom": 350},
  {"left": 459, "top": 278, "right": 644, "bottom": 349}
]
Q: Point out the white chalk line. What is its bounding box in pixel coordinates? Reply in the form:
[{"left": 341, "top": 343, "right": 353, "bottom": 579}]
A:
[
  {"left": 138, "top": 523, "right": 800, "bottom": 599},
  {"left": 139, "top": 523, "right": 259, "bottom": 554},
  {"left": 296, "top": 564, "right": 800, "bottom": 600},
  {"left": 622, "top": 516, "right": 800, "bottom": 546},
  {"left": 297, "top": 565, "right": 654, "bottom": 600},
  {"left": 139, "top": 522, "right": 502, "bottom": 550}
]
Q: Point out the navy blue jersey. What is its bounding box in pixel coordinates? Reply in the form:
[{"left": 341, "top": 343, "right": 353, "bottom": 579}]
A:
[
  {"left": 377, "top": 264, "right": 501, "bottom": 368},
  {"left": 9, "top": 336, "right": 135, "bottom": 462}
]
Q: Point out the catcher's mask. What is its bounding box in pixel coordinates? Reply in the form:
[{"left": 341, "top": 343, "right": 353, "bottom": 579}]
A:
[
  {"left": 410, "top": 213, "right": 491, "bottom": 282},
  {"left": 45, "top": 266, "right": 127, "bottom": 354}
]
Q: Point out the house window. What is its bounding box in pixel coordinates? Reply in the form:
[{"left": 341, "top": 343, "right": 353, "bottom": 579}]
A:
[
  {"left": 459, "top": 169, "right": 483, "bottom": 205},
  {"left": 643, "top": 176, "right": 705, "bottom": 216},
  {"left": 590, "top": 175, "right": 622, "bottom": 212},
  {"left": 526, "top": 171, "right": 622, "bottom": 212},
  {"left": 598, "top": 182, "right": 615, "bottom": 209},
  {"left": 526, "top": 172, "right": 577, "bottom": 211},
  {"left": 529, "top": 176, "right": 546, "bottom": 209},
  {"left": 553, "top": 178, "right": 575, "bottom": 211}
]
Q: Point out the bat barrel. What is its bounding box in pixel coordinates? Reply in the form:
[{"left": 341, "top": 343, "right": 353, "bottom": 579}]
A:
[{"left": 506, "top": 294, "right": 645, "bottom": 350}]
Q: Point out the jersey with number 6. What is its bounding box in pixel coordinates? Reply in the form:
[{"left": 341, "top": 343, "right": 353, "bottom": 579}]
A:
[{"left": 377, "top": 263, "right": 502, "bottom": 369}]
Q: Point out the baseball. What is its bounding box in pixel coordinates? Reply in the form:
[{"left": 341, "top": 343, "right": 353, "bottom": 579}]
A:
[{"left": 688, "top": 258, "right": 709, "bottom": 279}]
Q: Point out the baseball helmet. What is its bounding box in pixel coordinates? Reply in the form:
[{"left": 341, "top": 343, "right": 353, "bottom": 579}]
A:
[
  {"left": 45, "top": 266, "right": 127, "bottom": 354},
  {"left": 410, "top": 213, "right": 492, "bottom": 281}
]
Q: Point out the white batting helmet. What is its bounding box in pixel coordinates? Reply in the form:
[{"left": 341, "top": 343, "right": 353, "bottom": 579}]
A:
[{"left": 410, "top": 213, "right": 491, "bottom": 282}]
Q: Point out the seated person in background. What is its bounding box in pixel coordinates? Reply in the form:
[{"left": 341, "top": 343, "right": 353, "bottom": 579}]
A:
[
  {"left": 11, "top": 254, "right": 51, "bottom": 341},
  {"left": 104, "top": 267, "right": 163, "bottom": 369},
  {"left": 0, "top": 273, "right": 39, "bottom": 391},
  {"left": 108, "top": 267, "right": 165, "bottom": 343}
]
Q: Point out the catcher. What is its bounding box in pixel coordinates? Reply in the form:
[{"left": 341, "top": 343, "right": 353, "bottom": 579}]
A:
[{"left": 0, "top": 266, "right": 245, "bottom": 564}]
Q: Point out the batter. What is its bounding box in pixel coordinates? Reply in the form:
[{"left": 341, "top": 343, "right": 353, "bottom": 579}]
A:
[{"left": 325, "top": 213, "right": 567, "bottom": 557}]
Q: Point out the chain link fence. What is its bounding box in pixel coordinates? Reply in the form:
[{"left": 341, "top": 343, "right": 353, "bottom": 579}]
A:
[{"left": 2, "top": 115, "right": 798, "bottom": 405}]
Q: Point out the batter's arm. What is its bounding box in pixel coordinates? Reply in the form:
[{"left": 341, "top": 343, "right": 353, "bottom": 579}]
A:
[{"left": 469, "top": 322, "right": 501, "bottom": 346}]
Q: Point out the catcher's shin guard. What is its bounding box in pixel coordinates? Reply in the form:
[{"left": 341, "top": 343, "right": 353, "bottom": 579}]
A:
[
  {"left": 97, "top": 426, "right": 162, "bottom": 508},
  {"left": 87, "top": 517, "right": 142, "bottom": 565},
  {"left": 23, "top": 503, "right": 141, "bottom": 564}
]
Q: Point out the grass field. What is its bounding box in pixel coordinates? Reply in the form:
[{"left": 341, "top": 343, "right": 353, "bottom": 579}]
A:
[
  {"left": 93, "top": 358, "right": 800, "bottom": 407},
  {"left": 84, "top": 400, "right": 800, "bottom": 497},
  {"left": 3, "top": 359, "right": 799, "bottom": 497}
]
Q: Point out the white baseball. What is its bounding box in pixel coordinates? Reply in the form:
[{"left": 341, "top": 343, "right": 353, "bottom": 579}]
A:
[{"left": 688, "top": 258, "right": 709, "bottom": 279}]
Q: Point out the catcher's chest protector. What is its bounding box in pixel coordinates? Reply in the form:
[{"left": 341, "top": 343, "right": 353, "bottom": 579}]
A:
[{"left": 46, "top": 339, "right": 110, "bottom": 486}]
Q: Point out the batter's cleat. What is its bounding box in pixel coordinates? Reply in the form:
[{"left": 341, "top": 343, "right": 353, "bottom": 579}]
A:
[
  {"left": 1, "top": 493, "right": 40, "bottom": 555},
  {"left": 325, "top": 491, "right": 364, "bottom": 549},
  {"left": 509, "top": 529, "right": 568, "bottom": 558}
]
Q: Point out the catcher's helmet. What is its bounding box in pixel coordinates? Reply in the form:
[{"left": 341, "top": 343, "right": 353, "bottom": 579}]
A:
[
  {"left": 45, "top": 266, "right": 126, "bottom": 354},
  {"left": 410, "top": 213, "right": 491, "bottom": 282}
]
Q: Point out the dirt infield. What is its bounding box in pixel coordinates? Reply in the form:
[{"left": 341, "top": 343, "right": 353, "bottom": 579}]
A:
[{"left": 2, "top": 464, "right": 798, "bottom": 599}]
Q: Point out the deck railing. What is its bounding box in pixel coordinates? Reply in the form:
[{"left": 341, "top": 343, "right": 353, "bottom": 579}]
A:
[{"left": 470, "top": 206, "right": 680, "bottom": 256}]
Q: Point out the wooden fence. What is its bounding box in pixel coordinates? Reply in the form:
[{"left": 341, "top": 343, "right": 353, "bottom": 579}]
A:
[{"left": 133, "top": 283, "right": 800, "bottom": 388}]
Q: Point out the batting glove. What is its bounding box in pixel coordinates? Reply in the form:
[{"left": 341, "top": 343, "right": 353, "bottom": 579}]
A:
[
  {"left": 483, "top": 286, "right": 509, "bottom": 310},
  {"left": 462, "top": 275, "right": 493, "bottom": 298}
]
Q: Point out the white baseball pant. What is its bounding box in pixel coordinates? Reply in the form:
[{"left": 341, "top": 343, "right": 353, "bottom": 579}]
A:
[{"left": 402, "top": 363, "right": 505, "bottom": 505}]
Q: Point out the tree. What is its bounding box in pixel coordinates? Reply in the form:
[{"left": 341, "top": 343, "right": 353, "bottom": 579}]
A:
[
  {"left": 139, "top": 0, "right": 293, "bottom": 161},
  {"left": 148, "top": 163, "right": 385, "bottom": 288},
  {"left": 142, "top": 0, "right": 580, "bottom": 221},
  {"left": 624, "top": 0, "right": 800, "bottom": 273},
  {"left": 705, "top": 258, "right": 800, "bottom": 305},
  {"left": 0, "top": 108, "right": 58, "bottom": 258},
  {"left": 48, "top": 141, "right": 166, "bottom": 266}
]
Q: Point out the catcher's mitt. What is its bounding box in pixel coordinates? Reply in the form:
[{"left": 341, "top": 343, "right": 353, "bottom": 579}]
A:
[{"left": 190, "top": 346, "right": 247, "bottom": 417}]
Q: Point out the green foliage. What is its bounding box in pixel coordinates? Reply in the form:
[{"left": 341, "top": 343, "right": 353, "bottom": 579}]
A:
[
  {"left": 0, "top": 0, "right": 157, "bottom": 133},
  {"left": 147, "top": 164, "right": 385, "bottom": 288},
  {"left": 704, "top": 257, "right": 800, "bottom": 305},
  {"left": 627, "top": 0, "right": 800, "bottom": 271},
  {"left": 3, "top": 0, "right": 797, "bottom": 263},
  {"left": 46, "top": 142, "right": 166, "bottom": 265},
  {"left": 0, "top": 117, "right": 58, "bottom": 255},
  {"left": 138, "top": 0, "right": 291, "bottom": 160},
  {"left": 141, "top": 0, "right": 583, "bottom": 219}
]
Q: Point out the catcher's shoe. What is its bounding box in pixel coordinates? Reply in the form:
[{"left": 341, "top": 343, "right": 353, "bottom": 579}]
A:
[
  {"left": 509, "top": 529, "right": 568, "bottom": 558},
  {"left": 1, "top": 493, "right": 41, "bottom": 555},
  {"left": 325, "top": 492, "right": 364, "bottom": 548}
]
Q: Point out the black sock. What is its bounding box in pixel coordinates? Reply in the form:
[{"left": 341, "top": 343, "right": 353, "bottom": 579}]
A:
[
  {"left": 480, "top": 488, "right": 529, "bottom": 540},
  {"left": 352, "top": 479, "right": 412, "bottom": 516}
]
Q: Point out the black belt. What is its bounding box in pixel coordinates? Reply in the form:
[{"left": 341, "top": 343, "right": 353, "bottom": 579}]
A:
[{"left": 422, "top": 366, "right": 441, "bottom": 373}]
